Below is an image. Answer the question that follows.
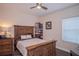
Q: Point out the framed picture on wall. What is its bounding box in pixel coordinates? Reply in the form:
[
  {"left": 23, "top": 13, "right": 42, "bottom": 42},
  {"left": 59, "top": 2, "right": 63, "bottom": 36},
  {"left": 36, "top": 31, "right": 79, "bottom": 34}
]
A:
[{"left": 46, "top": 21, "right": 52, "bottom": 29}]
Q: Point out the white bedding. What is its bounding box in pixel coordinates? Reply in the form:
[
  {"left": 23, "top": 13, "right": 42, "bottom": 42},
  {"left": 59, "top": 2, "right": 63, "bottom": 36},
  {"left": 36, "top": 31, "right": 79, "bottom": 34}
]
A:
[{"left": 17, "top": 38, "right": 48, "bottom": 56}]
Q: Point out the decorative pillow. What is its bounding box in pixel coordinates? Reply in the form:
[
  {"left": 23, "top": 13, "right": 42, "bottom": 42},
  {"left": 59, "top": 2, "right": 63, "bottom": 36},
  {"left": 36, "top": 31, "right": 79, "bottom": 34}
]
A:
[
  {"left": 20, "top": 34, "right": 32, "bottom": 40},
  {"left": 26, "top": 34, "right": 32, "bottom": 39},
  {"left": 21, "top": 35, "right": 27, "bottom": 40}
]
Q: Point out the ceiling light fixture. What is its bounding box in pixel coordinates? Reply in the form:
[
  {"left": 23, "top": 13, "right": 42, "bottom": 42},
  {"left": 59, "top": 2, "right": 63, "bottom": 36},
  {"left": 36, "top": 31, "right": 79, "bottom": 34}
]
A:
[
  {"left": 37, "top": 6, "right": 41, "bottom": 9},
  {"left": 30, "top": 3, "right": 48, "bottom": 10}
]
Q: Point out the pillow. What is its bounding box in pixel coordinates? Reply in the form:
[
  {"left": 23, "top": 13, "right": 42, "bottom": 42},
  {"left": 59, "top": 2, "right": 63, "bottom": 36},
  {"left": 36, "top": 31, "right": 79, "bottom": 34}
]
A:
[
  {"left": 26, "top": 34, "right": 32, "bottom": 39},
  {"left": 21, "top": 35, "right": 27, "bottom": 40},
  {"left": 20, "top": 34, "right": 32, "bottom": 40}
]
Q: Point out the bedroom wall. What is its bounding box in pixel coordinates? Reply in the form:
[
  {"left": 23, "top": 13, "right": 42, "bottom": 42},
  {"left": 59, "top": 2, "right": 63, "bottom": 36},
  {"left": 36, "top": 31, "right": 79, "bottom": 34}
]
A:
[
  {"left": 39, "top": 4, "right": 79, "bottom": 52},
  {"left": 0, "top": 5, "right": 38, "bottom": 37}
]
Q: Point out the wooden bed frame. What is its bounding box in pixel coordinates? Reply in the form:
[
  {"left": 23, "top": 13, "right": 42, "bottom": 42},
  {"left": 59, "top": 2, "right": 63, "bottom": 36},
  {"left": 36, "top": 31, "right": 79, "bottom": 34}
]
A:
[
  {"left": 14, "top": 25, "right": 34, "bottom": 43},
  {"left": 14, "top": 25, "right": 56, "bottom": 56}
]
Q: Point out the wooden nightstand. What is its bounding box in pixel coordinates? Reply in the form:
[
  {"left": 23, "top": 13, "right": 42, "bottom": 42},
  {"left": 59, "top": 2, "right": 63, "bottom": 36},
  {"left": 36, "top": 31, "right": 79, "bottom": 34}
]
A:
[
  {"left": 35, "top": 34, "right": 43, "bottom": 39},
  {"left": 0, "top": 38, "right": 14, "bottom": 56}
]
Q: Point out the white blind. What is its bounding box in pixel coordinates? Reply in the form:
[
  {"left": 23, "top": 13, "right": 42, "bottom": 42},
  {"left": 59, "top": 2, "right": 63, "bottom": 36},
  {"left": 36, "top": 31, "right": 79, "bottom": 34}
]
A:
[{"left": 62, "top": 17, "right": 79, "bottom": 44}]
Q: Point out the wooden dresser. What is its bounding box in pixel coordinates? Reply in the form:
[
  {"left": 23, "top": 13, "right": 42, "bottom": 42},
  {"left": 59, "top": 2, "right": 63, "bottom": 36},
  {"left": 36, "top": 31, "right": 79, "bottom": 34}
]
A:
[{"left": 0, "top": 38, "right": 14, "bottom": 56}]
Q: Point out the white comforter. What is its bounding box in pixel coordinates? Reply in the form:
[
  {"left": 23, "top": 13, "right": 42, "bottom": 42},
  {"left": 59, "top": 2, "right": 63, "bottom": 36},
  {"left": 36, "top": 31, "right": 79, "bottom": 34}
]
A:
[{"left": 17, "top": 38, "right": 48, "bottom": 56}]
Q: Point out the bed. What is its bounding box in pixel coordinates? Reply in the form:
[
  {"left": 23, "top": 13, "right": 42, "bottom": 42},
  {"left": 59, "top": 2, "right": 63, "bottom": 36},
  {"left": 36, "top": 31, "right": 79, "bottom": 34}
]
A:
[{"left": 14, "top": 25, "right": 56, "bottom": 56}]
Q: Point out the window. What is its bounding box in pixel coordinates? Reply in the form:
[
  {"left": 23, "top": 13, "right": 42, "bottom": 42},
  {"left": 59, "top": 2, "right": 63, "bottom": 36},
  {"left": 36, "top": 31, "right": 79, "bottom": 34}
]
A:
[{"left": 62, "top": 17, "right": 79, "bottom": 44}]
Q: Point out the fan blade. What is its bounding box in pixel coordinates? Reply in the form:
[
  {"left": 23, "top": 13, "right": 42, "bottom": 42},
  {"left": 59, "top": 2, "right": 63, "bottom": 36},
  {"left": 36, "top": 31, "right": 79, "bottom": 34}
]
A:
[
  {"left": 41, "top": 6, "right": 48, "bottom": 10},
  {"left": 30, "top": 6, "right": 37, "bottom": 9}
]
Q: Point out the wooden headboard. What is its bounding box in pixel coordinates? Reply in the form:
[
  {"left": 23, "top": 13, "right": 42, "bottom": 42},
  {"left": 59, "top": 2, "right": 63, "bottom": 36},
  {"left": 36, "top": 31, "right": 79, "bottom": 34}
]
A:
[{"left": 14, "top": 25, "right": 34, "bottom": 43}]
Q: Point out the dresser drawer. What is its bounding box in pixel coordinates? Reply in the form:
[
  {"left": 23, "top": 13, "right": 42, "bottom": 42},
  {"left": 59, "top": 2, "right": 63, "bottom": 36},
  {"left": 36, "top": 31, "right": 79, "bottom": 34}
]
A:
[
  {"left": 0, "top": 45, "right": 12, "bottom": 51},
  {"left": 0, "top": 48, "right": 11, "bottom": 51},
  {"left": 0, "top": 42, "right": 11, "bottom": 45},
  {"left": 0, "top": 45, "right": 3, "bottom": 50},
  {"left": 0, "top": 39, "right": 12, "bottom": 42},
  {"left": 0, "top": 39, "right": 12, "bottom": 45},
  {"left": 2, "top": 44, "right": 12, "bottom": 49},
  {"left": 0, "top": 50, "right": 12, "bottom": 56},
  {"left": 0, "top": 47, "right": 12, "bottom": 56},
  {"left": 0, "top": 39, "right": 13, "bottom": 55}
]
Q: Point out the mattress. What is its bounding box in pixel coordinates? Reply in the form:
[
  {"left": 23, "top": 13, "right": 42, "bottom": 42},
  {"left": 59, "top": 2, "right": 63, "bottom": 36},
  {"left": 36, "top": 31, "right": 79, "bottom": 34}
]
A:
[{"left": 16, "top": 38, "right": 48, "bottom": 56}]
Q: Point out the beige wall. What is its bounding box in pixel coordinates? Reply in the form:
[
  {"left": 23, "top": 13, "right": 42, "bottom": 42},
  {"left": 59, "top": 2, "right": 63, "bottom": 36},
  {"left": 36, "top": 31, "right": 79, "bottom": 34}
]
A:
[
  {"left": 0, "top": 5, "right": 38, "bottom": 37},
  {"left": 39, "top": 4, "right": 79, "bottom": 52}
]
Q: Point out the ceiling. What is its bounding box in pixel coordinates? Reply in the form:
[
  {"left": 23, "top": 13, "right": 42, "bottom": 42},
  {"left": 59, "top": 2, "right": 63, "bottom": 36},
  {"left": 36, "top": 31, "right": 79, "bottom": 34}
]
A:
[{"left": 0, "top": 3, "right": 78, "bottom": 16}]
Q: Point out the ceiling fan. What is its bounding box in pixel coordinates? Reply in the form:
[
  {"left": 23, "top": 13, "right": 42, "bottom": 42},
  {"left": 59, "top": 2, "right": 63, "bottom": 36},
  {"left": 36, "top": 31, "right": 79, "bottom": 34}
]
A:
[{"left": 30, "top": 3, "right": 48, "bottom": 10}]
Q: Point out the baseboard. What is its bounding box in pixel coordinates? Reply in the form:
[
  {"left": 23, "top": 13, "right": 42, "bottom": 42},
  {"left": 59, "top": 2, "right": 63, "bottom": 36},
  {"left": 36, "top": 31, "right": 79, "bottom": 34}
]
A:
[{"left": 56, "top": 46, "right": 70, "bottom": 53}]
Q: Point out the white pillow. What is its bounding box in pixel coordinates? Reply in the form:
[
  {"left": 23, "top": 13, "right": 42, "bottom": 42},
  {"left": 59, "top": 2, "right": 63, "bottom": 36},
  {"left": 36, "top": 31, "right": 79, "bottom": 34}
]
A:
[
  {"left": 26, "top": 34, "right": 32, "bottom": 38},
  {"left": 21, "top": 35, "right": 27, "bottom": 39},
  {"left": 21, "top": 34, "right": 32, "bottom": 40}
]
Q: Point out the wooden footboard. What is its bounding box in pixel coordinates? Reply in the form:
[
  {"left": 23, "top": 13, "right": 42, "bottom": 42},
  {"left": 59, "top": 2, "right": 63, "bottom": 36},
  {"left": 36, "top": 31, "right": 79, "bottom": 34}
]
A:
[{"left": 26, "top": 40, "right": 56, "bottom": 56}]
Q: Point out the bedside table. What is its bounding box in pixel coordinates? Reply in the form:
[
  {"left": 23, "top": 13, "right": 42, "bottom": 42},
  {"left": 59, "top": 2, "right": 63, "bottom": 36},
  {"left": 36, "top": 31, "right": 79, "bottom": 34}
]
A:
[
  {"left": 35, "top": 34, "right": 43, "bottom": 39},
  {"left": 0, "top": 38, "right": 14, "bottom": 56}
]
